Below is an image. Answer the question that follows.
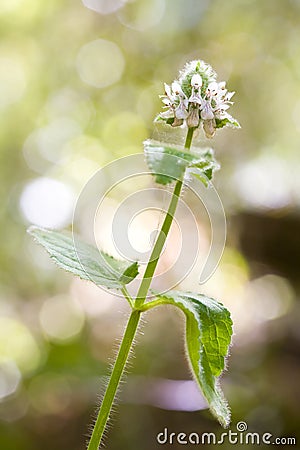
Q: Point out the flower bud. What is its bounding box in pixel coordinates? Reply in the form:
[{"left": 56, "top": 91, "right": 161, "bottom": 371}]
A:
[
  {"left": 203, "top": 119, "right": 216, "bottom": 138},
  {"left": 187, "top": 106, "right": 200, "bottom": 128},
  {"left": 172, "top": 117, "right": 184, "bottom": 127}
]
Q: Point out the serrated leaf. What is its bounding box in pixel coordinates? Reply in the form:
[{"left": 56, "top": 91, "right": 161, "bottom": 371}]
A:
[
  {"left": 28, "top": 226, "right": 139, "bottom": 289},
  {"left": 152, "top": 290, "right": 233, "bottom": 427},
  {"left": 144, "top": 140, "right": 219, "bottom": 186}
]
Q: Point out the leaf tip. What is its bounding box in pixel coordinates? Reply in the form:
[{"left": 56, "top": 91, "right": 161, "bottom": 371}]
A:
[
  {"left": 120, "top": 261, "right": 140, "bottom": 285},
  {"left": 27, "top": 224, "right": 50, "bottom": 237},
  {"left": 26, "top": 224, "right": 38, "bottom": 235},
  {"left": 209, "top": 387, "right": 231, "bottom": 428}
]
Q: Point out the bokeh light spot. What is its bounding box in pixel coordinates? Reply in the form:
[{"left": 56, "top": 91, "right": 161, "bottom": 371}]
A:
[
  {"left": 23, "top": 118, "right": 81, "bottom": 167},
  {"left": 246, "top": 275, "right": 293, "bottom": 322},
  {"left": 234, "top": 155, "right": 291, "bottom": 209},
  {"left": 45, "top": 87, "right": 95, "bottom": 128},
  {"left": 101, "top": 111, "right": 147, "bottom": 152},
  {"left": 0, "top": 55, "right": 26, "bottom": 109},
  {"left": 39, "top": 295, "right": 85, "bottom": 343},
  {"left": 82, "top": 0, "right": 126, "bottom": 15},
  {"left": 0, "top": 318, "right": 40, "bottom": 375},
  {"left": 28, "top": 373, "right": 72, "bottom": 414},
  {"left": 117, "top": 0, "right": 165, "bottom": 31},
  {"left": 71, "top": 278, "right": 116, "bottom": 317},
  {"left": 128, "top": 209, "right": 163, "bottom": 253},
  {"left": 0, "top": 361, "right": 21, "bottom": 400},
  {"left": 20, "top": 177, "right": 75, "bottom": 229},
  {"left": 0, "top": 0, "right": 26, "bottom": 14},
  {"left": 76, "top": 39, "right": 125, "bottom": 88}
]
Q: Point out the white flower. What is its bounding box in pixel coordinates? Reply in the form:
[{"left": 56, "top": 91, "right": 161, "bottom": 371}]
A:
[
  {"left": 191, "top": 74, "right": 202, "bottom": 89},
  {"left": 164, "top": 83, "right": 175, "bottom": 101},
  {"left": 225, "top": 91, "right": 235, "bottom": 101},
  {"left": 156, "top": 59, "right": 240, "bottom": 135},
  {"left": 172, "top": 81, "right": 189, "bottom": 120},
  {"left": 189, "top": 92, "right": 202, "bottom": 105},
  {"left": 206, "top": 81, "right": 219, "bottom": 97},
  {"left": 171, "top": 81, "right": 186, "bottom": 98},
  {"left": 160, "top": 108, "right": 175, "bottom": 119},
  {"left": 201, "top": 100, "right": 214, "bottom": 120},
  {"left": 175, "top": 100, "right": 189, "bottom": 119}
]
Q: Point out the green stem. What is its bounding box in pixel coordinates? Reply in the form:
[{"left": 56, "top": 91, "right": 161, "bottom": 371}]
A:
[
  {"left": 138, "top": 298, "right": 164, "bottom": 312},
  {"left": 135, "top": 127, "right": 194, "bottom": 308},
  {"left": 87, "top": 127, "right": 194, "bottom": 450},
  {"left": 121, "top": 286, "right": 134, "bottom": 308},
  {"left": 184, "top": 126, "right": 194, "bottom": 150},
  {"left": 134, "top": 179, "right": 182, "bottom": 307},
  {"left": 87, "top": 310, "right": 141, "bottom": 450}
]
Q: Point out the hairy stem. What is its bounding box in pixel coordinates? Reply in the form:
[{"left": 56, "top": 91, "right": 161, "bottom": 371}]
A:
[
  {"left": 87, "top": 127, "right": 194, "bottom": 450},
  {"left": 135, "top": 127, "right": 194, "bottom": 307},
  {"left": 87, "top": 310, "right": 140, "bottom": 450}
]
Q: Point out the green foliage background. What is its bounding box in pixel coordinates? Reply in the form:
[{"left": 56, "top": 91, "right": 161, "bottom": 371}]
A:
[{"left": 0, "top": 0, "right": 300, "bottom": 448}]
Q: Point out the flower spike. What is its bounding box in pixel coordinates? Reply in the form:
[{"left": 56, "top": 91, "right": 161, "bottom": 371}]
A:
[{"left": 156, "top": 59, "right": 240, "bottom": 138}]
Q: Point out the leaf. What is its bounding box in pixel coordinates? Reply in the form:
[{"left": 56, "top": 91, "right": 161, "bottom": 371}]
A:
[
  {"left": 151, "top": 290, "right": 233, "bottom": 427},
  {"left": 28, "top": 226, "right": 139, "bottom": 289},
  {"left": 144, "top": 140, "right": 219, "bottom": 186},
  {"left": 154, "top": 115, "right": 175, "bottom": 126},
  {"left": 215, "top": 116, "right": 240, "bottom": 129}
]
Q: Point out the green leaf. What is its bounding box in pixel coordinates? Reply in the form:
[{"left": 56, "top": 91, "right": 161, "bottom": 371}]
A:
[
  {"left": 151, "top": 290, "right": 233, "bottom": 427},
  {"left": 215, "top": 115, "right": 240, "bottom": 129},
  {"left": 144, "top": 140, "right": 219, "bottom": 186},
  {"left": 154, "top": 115, "right": 175, "bottom": 126},
  {"left": 28, "top": 226, "right": 139, "bottom": 289}
]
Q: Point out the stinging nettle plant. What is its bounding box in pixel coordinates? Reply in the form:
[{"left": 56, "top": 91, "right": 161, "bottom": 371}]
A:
[{"left": 28, "top": 59, "right": 240, "bottom": 449}]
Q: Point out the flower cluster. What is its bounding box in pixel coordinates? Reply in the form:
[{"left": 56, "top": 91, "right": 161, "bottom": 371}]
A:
[{"left": 156, "top": 60, "right": 240, "bottom": 138}]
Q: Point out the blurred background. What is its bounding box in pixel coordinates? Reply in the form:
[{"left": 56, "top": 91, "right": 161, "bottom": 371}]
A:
[{"left": 1, "top": 0, "right": 300, "bottom": 448}]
